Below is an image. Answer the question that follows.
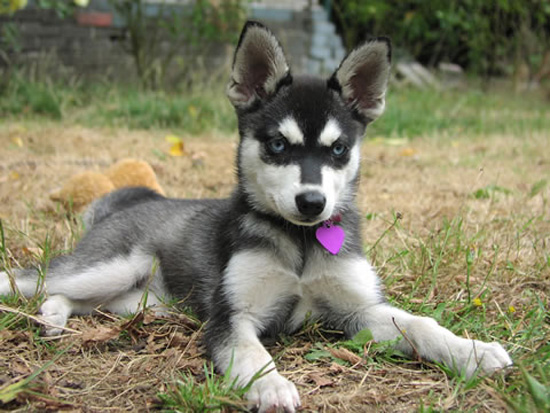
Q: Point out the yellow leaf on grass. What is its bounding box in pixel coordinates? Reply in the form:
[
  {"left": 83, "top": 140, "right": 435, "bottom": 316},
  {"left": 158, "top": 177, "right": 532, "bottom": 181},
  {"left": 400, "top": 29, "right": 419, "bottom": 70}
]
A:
[
  {"left": 165, "top": 135, "right": 186, "bottom": 157},
  {"left": 12, "top": 137, "right": 24, "bottom": 147},
  {"left": 165, "top": 134, "right": 181, "bottom": 144},
  {"left": 9, "top": 171, "right": 20, "bottom": 180},
  {"left": 169, "top": 142, "right": 185, "bottom": 157},
  {"left": 399, "top": 147, "right": 417, "bottom": 157}
]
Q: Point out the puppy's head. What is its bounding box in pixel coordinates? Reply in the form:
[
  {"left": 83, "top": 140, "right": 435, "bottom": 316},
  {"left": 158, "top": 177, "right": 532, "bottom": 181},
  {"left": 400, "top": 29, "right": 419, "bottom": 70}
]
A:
[{"left": 228, "top": 21, "right": 391, "bottom": 226}]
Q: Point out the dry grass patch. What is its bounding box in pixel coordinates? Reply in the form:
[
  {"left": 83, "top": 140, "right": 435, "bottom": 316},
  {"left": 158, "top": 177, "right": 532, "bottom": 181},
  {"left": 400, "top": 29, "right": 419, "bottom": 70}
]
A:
[{"left": 1, "top": 121, "right": 549, "bottom": 411}]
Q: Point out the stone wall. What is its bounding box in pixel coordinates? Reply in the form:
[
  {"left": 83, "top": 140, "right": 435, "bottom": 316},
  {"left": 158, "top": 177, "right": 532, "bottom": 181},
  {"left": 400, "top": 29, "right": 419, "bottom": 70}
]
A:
[
  {"left": 0, "top": 1, "right": 345, "bottom": 81},
  {"left": 0, "top": 7, "right": 134, "bottom": 81}
]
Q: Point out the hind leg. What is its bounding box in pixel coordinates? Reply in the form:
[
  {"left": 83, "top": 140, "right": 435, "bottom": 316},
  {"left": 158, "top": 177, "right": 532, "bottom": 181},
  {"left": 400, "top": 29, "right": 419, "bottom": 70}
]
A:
[
  {"left": 0, "top": 269, "right": 43, "bottom": 297},
  {"left": 26, "top": 251, "right": 163, "bottom": 335},
  {"left": 105, "top": 288, "right": 166, "bottom": 315},
  {"left": 40, "top": 288, "right": 166, "bottom": 336},
  {"left": 40, "top": 286, "right": 166, "bottom": 336}
]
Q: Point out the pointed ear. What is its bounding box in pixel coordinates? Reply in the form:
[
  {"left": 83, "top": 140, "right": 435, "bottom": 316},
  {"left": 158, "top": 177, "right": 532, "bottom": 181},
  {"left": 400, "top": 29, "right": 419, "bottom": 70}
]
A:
[
  {"left": 328, "top": 37, "right": 391, "bottom": 123},
  {"left": 227, "top": 21, "right": 291, "bottom": 108}
]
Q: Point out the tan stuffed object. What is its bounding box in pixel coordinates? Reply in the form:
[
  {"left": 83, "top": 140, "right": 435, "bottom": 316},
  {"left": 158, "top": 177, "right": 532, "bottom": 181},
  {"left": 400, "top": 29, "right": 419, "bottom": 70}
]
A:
[
  {"left": 105, "top": 159, "right": 164, "bottom": 196},
  {"left": 50, "top": 159, "right": 164, "bottom": 212}
]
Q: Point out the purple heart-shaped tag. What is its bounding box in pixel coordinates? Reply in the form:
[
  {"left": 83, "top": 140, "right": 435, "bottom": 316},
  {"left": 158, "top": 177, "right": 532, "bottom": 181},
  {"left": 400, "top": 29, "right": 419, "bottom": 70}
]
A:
[{"left": 315, "top": 222, "right": 345, "bottom": 255}]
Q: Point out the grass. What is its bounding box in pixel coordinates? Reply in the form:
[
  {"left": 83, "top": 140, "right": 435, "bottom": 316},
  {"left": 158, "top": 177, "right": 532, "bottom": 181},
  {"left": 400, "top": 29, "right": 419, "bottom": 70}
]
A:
[
  {"left": 158, "top": 363, "right": 252, "bottom": 412},
  {"left": 0, "top": 75, "right": 237, "bottom": 134},
  {"left": 0, "top": 77, "right": 549, "bottom": 411},
  {"left": 1, "top": 74, "right": 549, "bottom": 138},
  {"left": 372, "top": 86, "right": 550, "bottom": 138}
]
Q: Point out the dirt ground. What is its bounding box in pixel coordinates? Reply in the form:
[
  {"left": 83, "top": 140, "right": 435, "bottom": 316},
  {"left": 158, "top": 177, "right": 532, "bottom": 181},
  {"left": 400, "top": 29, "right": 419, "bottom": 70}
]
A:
[{"left": 0, "top": 122, "right": 549, "bottom": 412}]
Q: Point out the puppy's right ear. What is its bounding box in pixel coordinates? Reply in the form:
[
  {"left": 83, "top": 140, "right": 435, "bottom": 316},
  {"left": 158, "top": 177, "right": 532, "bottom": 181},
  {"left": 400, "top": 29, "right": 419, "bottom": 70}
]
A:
[{"left": 227, "top": 21, "right": 291, "bottom": 109}]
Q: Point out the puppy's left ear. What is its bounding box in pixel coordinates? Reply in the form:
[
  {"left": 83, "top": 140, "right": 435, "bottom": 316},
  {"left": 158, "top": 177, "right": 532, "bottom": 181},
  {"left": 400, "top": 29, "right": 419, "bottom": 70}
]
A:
[
  {"left": 227, "top": 21, "right": 291, "bottom": 109},
  {"left": 328, "top": 37, "right": 391, "bottom": 123}
]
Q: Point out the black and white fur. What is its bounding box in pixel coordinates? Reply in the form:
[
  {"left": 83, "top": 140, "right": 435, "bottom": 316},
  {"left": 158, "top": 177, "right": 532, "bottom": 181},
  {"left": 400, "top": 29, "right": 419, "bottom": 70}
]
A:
[{"left": 0, "top": 22, "right": 511, "bottom": 412}]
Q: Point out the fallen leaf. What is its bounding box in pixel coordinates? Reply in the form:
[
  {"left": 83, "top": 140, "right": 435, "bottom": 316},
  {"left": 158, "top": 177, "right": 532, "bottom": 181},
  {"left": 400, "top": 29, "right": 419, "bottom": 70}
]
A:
[
  {"left": 165, "top": 135, "right": 186, "bottom": 157},
  {"left": 328, "top": 347, "right": 363, "bottom": 365},
  {"left": 399, "top": 147, "right": 418, "bottom": 157},
  {"left": 307, "top": 373, "right": 333, "bottom": 387},
  {"left": 167, "top": 332, "right": 188, "bottom": 348},
  {"left": 12, "top": 137, "right": 24, "bottom": 148},
  {"left": 81, "top": 326, "right": 121, "bottom": 344}
]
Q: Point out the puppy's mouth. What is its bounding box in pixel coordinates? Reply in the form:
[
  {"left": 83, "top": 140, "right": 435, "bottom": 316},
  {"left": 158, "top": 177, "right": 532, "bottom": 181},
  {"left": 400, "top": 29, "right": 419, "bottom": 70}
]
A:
[
  {"left": 287, "top": 218, "right": 320, "bottom": 227},
  {"left": 283, "top": 214, "right": 328, "bottom": 227}
]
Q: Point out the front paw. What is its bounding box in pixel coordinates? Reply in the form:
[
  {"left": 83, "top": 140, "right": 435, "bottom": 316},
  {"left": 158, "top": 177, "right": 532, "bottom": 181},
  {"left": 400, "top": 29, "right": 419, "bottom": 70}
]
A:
[
  {"left": 454, "top": 339, "right": 512, "bottom": 378},
  {"left": 246, "top": 372, "right": 301, "bottom": 413}
]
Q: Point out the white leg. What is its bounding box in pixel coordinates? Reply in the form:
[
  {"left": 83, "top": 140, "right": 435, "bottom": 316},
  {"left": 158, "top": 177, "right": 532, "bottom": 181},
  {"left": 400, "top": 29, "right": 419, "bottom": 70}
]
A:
[
  {"left": 211, "top": 250, "right": 302, "bottom": 412},
  {"left": 304, "top": 254, "right": 512, "bottom": 378},
  {"left": 0, "top": 270, "right": 43, "bottom": 297},
  {"left": 105, "top": 288, "right": 165, "bottom": 315},
  {"left": 213, "top": 316, "right": 300, "bottom": 413},
  {"left": 361, "top": 303, "right": 512, "bottom": 377},
  {"left": 45, "top": 251, "right": 156, "bottom": 303}
]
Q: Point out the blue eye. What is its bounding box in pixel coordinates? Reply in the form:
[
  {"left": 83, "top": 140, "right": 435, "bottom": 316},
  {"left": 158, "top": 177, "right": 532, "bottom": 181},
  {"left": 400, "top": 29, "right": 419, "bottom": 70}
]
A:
[
  {"left": 267, "top": 137, "right": 288, "bottom": 154},
  {"left": 331, "top": 142, "right": 348, "bottom": 157}
]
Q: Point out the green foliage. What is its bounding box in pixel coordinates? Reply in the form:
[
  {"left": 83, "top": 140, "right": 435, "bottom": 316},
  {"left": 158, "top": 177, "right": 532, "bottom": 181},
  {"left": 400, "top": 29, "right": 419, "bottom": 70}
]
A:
[
  {"left": 472, "top": 185, "right": 513, "bottom": 200},
  {"left": 530, "top": 179, "right": 548, "bottom": 198},
  {"left": 0, "top": 74, "right": 63, "bottom": 118},
  {"left": 0, "top": 347, "right": 70, "bottom": 404},
  {"left": 2, "top": 77, "right": 549, "bottom": 137},
  {"left": 369, "top": 87, "right": 550, "bottom": 138},
  {"left": 0, "top": 76, "right": 237, "bottom": 133},
  {"left": 0, "top": 0, "right": 86, "bottom": 17},
  {"left": 157, "top": 363, "right": 249, "bottom": 412},
  {"left": 332, "top": 0, "right": 550, "bottom": 76},
  {"left": 95, "top": 88, "right": 236, "bottom": 132},
  {"left": 507, "top": 366, "right": 550, "bottom": 412},
  {"left": 109, "top": 0, "right": 246, "bottom": 90},
  {"left": 33, "top": 0, "right": 83, "bottom": 18},
  {"left": 305, "top": 328, "right": 405, "bottom": 366},
  {"left": 0, "top": 21, "right": 21, "bottom": 64},
  {"left": 0, "top": 0, "right": 27, "bottom": 14}
]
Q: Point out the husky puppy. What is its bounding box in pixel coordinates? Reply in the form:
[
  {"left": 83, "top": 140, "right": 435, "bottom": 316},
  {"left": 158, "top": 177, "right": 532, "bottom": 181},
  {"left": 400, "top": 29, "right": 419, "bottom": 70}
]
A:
[{"left": 0, "top": 22, "right": 511, "bottom": 412}]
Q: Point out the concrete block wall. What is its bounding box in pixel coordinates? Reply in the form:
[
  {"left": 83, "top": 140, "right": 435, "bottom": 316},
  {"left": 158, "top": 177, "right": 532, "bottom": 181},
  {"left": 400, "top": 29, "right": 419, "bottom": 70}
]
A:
[
  {"left": 0, "top": 1, "right": 346, "bottom": 80},
  {"left": 251, "top": 3, "right": 346, "bottom": 76}
]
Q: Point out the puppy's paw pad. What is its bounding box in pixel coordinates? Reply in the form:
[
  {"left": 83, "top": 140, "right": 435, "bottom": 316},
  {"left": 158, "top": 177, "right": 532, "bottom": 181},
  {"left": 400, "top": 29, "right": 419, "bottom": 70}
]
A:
[{"left": 247, "top": 373, "right": 300, "bottom": 413}]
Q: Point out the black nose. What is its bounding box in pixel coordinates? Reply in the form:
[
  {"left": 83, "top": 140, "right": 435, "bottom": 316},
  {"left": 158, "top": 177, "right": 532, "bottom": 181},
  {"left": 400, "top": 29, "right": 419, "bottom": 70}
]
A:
[{"left": 295, "top": 191, "right": 326, "bottom": 217}]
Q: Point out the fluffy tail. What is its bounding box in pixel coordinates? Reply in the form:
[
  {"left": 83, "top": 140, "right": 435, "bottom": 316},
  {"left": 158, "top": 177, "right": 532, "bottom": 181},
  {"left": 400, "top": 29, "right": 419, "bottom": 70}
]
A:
[{"left": 83, "top": 186, "right": 165, "bottom": 229}]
